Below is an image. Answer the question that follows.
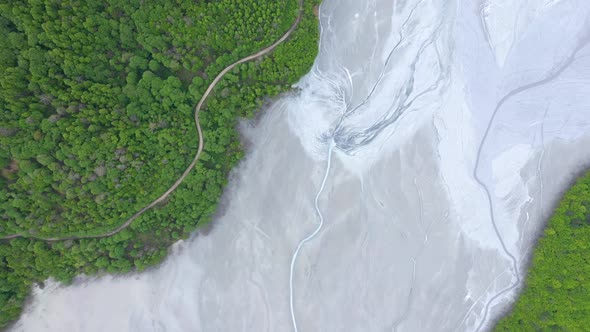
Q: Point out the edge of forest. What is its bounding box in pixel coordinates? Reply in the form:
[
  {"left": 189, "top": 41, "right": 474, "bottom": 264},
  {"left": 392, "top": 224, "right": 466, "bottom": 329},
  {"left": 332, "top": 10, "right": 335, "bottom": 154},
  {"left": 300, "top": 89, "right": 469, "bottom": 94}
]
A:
[{"left": 492, "top": 162, "right": 590, "bottom": 330}]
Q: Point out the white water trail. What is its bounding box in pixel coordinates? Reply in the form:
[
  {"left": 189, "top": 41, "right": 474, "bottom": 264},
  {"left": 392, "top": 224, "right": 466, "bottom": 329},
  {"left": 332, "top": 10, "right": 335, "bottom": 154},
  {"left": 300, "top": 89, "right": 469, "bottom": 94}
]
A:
[{"left": 289, "top": 139, "right": 336, "bottom": 332}]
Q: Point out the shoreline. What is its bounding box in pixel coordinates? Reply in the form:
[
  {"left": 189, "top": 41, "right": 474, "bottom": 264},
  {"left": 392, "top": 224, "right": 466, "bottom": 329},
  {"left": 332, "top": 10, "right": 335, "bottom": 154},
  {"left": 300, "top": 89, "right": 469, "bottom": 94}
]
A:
[{"left": 487, "top": 136, "right": 590, "bottom": 330}]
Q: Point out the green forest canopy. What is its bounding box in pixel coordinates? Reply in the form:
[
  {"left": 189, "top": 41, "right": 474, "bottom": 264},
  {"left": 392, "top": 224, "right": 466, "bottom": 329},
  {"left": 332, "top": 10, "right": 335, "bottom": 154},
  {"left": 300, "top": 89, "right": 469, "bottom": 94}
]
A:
[
  {"left": 495, "top": 169, "right": 590, "bottom": 331},
  {"left": 0, "top": 0, "right": 320, "bottom": 327}
]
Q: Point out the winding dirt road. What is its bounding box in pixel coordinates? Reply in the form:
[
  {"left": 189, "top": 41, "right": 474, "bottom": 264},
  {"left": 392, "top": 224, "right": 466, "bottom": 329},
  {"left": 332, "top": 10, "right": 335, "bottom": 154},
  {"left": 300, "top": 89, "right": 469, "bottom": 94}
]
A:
[{"left": 1, "top": 0, "right": 305, "bottom": 242}]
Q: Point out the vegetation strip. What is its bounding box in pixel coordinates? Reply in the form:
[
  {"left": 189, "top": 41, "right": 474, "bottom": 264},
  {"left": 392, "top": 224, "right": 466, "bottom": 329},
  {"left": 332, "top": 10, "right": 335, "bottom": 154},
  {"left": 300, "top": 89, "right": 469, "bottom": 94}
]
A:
[{"left": 494, "top": 170, "right": 590, "bottom": 331}]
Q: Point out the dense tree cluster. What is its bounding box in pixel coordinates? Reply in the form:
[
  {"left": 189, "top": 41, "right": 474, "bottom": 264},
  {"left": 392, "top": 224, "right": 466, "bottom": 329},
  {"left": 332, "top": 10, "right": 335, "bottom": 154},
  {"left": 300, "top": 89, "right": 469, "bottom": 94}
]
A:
[
  {"left": 0, "top": 0, "right": 319, "bottom": 326},
  {"left": 495, "top": 170, "right": 590, "bottom": 331}
]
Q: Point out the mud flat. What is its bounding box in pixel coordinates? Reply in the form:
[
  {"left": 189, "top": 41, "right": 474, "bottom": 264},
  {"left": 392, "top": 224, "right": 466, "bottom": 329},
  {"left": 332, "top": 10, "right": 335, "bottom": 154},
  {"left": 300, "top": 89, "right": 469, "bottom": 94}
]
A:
[{"left": 11, "top": 0, "right": 590, "bottom": 331}]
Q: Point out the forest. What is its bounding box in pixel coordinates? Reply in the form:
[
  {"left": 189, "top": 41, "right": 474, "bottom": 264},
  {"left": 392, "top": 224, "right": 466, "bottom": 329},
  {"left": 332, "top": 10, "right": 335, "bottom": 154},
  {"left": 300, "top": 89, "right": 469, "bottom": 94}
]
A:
[
  {"left": 494, "top": 170, "right": 590, "bottom": 331},
  {"left": 0, "top": 0, "right": 320, "bottom": 327}
]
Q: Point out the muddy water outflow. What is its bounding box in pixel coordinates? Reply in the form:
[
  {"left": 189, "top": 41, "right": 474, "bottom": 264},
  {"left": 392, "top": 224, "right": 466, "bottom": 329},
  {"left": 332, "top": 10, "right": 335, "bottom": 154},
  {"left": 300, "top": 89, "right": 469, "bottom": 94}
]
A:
[
  {"left": 287, "top": 0, "right": 451, "bottom": 329},
  {"left": 286, "top": 1, "right": 450, "bottom": 330}
]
